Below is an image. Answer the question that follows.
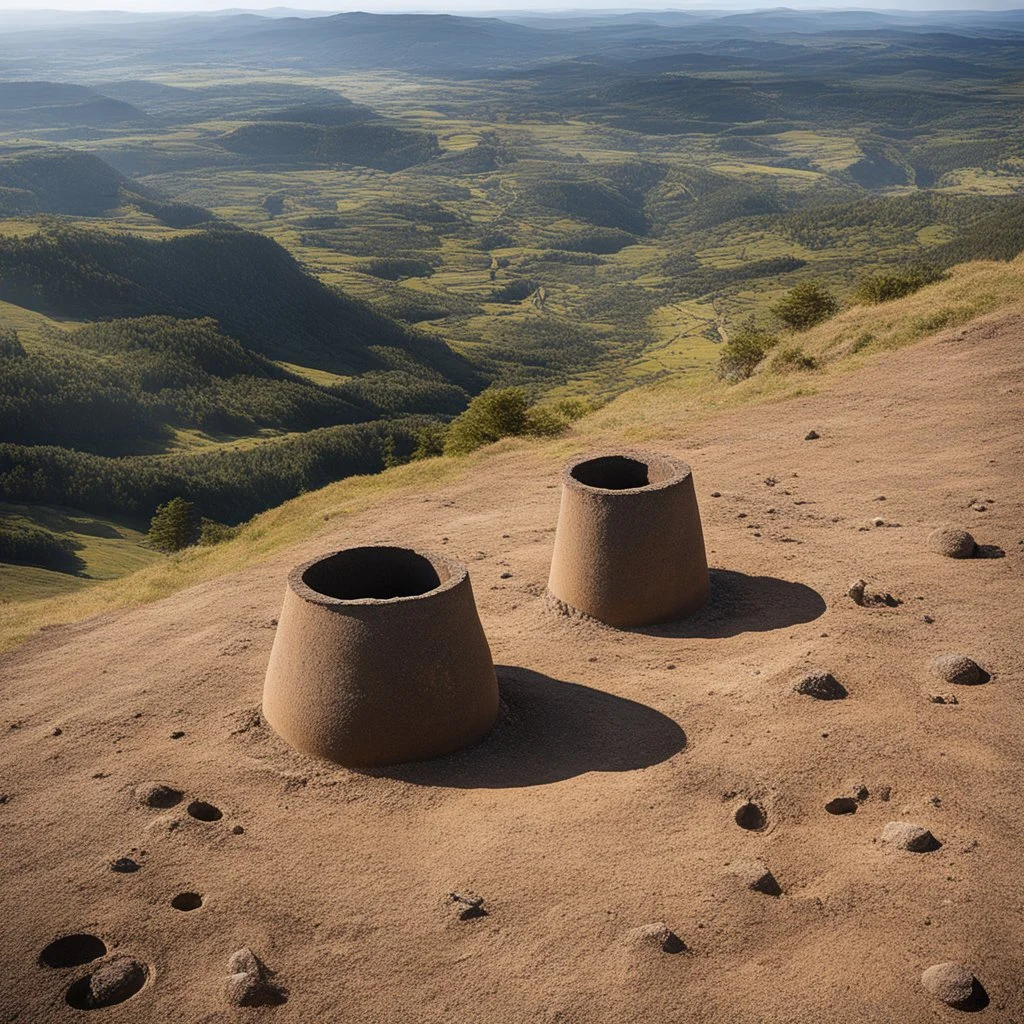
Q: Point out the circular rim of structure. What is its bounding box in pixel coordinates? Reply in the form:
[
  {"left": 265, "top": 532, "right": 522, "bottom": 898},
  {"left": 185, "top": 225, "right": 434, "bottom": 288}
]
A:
[
  {"left": 287, "top": 545, "right": 467, "bottom": 608},
  {"left": 562, "top": 449, "right": 693, "bottom": 496}
]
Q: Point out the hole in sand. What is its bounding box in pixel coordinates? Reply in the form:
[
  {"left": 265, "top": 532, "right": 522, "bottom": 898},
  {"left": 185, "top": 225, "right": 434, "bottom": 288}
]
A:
[
  {"left": 40, "top": 935, "right": 106, "bottom": 969},
  {"left": 186, "top": 801, "right": 222, "bottom": 822},
  {"left": 735, "top": 802, "right": 766, "bottom": 831},
  {"left": 570, "top": 455, "right": 650, "bottom": 490},
  {"left": 825, "top": 797, "right": 858, "bottom": 815},
  {"left": 301, "top": 547, "right": 442, "bottom": 601},
  {"left": 170, "top": 892, "right": 203, "bottom": 912}
]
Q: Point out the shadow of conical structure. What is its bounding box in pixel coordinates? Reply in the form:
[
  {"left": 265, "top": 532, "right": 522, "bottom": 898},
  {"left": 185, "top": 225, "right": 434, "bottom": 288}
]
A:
[
  {"left": 548, "top": 451, "right": 710, "bottom": 628},
  {"left": 263, "top": 546, "right": 499, "bottom": 767}
]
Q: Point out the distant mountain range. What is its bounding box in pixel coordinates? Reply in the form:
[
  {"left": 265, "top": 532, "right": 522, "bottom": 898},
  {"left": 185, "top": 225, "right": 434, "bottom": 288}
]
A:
[{"left": 1, "top": 7, "right": 1023, "bottom": 75}]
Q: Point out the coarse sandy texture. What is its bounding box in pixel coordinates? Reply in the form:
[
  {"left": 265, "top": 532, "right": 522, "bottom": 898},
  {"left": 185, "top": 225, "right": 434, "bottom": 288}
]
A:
[{"left": 1, "top": 313, "right": 1023, "bottom": 1023}]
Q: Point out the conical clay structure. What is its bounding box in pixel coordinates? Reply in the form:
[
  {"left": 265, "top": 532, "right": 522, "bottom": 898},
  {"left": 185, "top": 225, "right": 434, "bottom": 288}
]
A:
[
  {"left": 548, "top": 451, "right": 709, "bottom": 627},
  {"left": 263, "top": 546, "right": 499, "bottom": 767}
]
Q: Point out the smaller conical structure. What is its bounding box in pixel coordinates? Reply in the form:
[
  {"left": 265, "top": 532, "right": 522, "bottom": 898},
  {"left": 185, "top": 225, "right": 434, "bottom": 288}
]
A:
[
  {"left": 548, "top": 451, "right": 709, "bottom": 627},
  {"left": 263, "top": 546, "right": 499, "bottom": 767}
]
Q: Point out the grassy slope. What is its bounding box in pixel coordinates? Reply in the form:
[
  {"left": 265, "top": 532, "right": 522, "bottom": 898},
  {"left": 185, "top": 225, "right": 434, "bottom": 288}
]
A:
[
  {"left": 1, "top": 252, "right": 1020, "bottom": 651},
  {"left": 0, "top": 502, "right": 161, "bottom": 602}
]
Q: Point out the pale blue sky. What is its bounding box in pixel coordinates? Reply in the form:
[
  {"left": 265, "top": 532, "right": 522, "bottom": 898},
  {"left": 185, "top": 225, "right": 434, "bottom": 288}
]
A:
[{"left": 1, "top": 0, "right": 1021, "bottom": 12}]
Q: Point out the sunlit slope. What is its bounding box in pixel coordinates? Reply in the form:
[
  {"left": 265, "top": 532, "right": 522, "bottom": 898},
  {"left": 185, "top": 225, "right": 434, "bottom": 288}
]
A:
[{"left": 2, "top": 252, "right": 1019, "bottom": 652}]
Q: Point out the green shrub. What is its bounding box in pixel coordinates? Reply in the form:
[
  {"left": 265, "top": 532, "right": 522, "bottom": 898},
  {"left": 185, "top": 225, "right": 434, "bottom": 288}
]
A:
[
  {"left": 443, "top": 387, "right": 530, "bottom": 456},
  {"left": 0, "top": 519, "right": 82, "bottom": 573},
  {"left": 717, "top": 318, "right": 780, "bottom": 381},
  {"left": 771, "top": 345, "right": 818, "bottom": 371},
  {"left": 198, "top": 518, "right": 239, "bottom": 546},
  {"left": 0, "top": 327, "right": 24, "bottom": 358},
  {"left": 524, "top": 406, "right": 567, "bottom": 437},
  {"left": 855, "top": 265, "right": 944, "bottom": 304},
  {"left": 771, "top": 281, "right": 839, "bottom": 331},
  {"left": 489, "top": 279, "right": 539, "bottom": 304},
  {"left": 411, "top": 422, "right": 448, "bottom": 460},
  {"left": 148, "top": 496, "right": 199, "bottom": 552},
  {"left": 552, "top": 398, "right": 594, "bottom": 422},
  {"left": 358, "top": 257, "right": 434, "bottom": 281}
]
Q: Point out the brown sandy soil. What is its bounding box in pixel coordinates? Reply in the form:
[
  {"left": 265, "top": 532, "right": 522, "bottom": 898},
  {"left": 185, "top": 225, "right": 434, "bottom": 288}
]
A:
[{"left": 1, "top": 313, "right": 1022, "bottom": 1023}]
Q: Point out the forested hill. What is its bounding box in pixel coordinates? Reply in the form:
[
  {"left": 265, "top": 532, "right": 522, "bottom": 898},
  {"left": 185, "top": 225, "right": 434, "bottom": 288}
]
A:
[
  {"left": 0, "top": 147, "right": 211, "bottom": 226},
  {"left": 0, "top": 224, "right": 478, "bottom": 383}
]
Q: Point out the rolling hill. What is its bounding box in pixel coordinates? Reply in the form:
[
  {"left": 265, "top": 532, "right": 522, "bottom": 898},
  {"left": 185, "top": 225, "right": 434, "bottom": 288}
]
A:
[{"left": 0, "top": 223, "right": 477, "bottom": 382}]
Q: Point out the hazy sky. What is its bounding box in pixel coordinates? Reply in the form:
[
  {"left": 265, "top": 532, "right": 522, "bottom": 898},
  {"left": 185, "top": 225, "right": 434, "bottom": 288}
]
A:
[{"left": 1, "top": 0, "right": 1020, "bottom": 11}]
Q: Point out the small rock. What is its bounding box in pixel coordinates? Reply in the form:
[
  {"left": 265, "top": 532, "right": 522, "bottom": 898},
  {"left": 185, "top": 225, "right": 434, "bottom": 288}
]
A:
[
  {"left": 134, "top": 783, "right": 183, "bottom": 809},
  {"left": 232, "top": 824, "right": 245, "bottom": 835},
  {"left": 447, "top": 892, "right": 487, "bottom": 920},
  {"left": 794, "top": 670, "right": 847, "bottom": 701},
  {"left": 931, "top": 653, "right": 985, "bottom": 686},
  {"left": 710, "top": 491, "right": 721, "bottom": 498},
  {"left": 70, "top": 955, "right": 148, "bottom": 1010},
  {"left": 499, "top": 572, "right": 513, "bottom": 579},
  {"left": 227, "top": 948, "right": 261, "bottom": 978},
  {"left": 921, "top": 962, "right": 976, "bottom": 1007},
  {"left": 730, "top": 860, "right": 781, "bottom": 896},
  {"left": 110, "top": 857, "right": 140, "bottom": 873},
  {"left": 225, "top": 948, "right": 282, "bottom": 1007},
  {"left": 52, "top": 727, "right": 62, "bottom": 737},
  {"left": 169, "top": 731, "right": 185, "bottom": 740},
  {"left": 849, "top": 579, "right": 900, "bottom": 607},
  {"left": 881, "top": 821, "right": 939, "bottom": 853},
  {"left": 804, "top": 430, "right": 820, "bottom": 440},
  {"left": 928, "top": 693, "right": 959, "bottom": 705},
  {"left": 922, "top": 615, "right": 934, "bottom": 624},
  {"left": 629, "top": 922, "right": 686, "bottom": 954},
  {"left": 872, "top": 518, "right": 885, "bottom": 527},
  {"left": 928, "top": 526, "right": 976, "bottom": 559}
]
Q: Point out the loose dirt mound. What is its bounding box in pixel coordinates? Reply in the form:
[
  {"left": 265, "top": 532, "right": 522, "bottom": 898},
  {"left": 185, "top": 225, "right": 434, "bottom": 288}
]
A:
[{"left": 1, "top": 312, "right": 1022, "bottom": 1022}]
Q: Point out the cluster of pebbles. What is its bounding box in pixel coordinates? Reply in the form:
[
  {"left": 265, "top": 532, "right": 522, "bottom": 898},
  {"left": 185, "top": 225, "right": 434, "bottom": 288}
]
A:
[{"left": 786, "top": 521, "right": 996, "bottom": 1009}]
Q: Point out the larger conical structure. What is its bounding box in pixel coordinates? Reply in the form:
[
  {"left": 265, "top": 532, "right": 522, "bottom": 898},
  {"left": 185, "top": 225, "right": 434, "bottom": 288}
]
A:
[
  {"left": 548, "top": 450, "right": 709, "bottom": 627},
  {"left": 263, "top": 546, "right": 499, "bottom": 767}
]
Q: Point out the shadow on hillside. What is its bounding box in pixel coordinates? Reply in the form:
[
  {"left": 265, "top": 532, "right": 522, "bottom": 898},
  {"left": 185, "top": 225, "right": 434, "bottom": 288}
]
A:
[
  {"left": 374, "top": 666, "right": 686, "bottom": 789},
  {"left": 634, "top": 568, "right": 826, "bottom": 639}
]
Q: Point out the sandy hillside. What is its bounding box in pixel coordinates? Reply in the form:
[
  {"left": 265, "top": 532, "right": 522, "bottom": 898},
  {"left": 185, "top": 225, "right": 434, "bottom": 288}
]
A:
[{"left": 1, "top": 312, "right": 1023, "bottom": 1023}]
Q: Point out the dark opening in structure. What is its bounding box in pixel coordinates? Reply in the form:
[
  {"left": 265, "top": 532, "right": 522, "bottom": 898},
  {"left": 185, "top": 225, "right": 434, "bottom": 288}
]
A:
[
  {"left": 301, "top": 547, "right": 442, "bottom": 601},
  {"left": 571, "top": 456, "right": 650, "bottom": 490}
]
